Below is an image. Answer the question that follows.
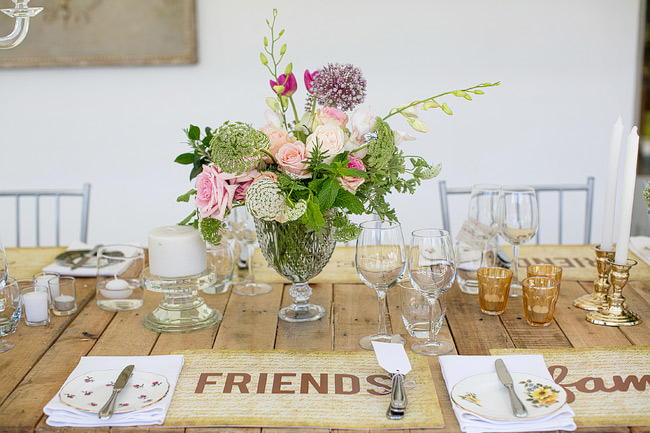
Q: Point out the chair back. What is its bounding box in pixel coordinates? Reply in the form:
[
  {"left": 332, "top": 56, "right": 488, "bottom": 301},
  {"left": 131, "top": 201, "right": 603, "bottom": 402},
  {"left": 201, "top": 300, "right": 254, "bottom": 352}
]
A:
[
  {"left": 438, "top": 177, "right": 594, "bottom": 244},
  {"left": 0, "top": 183, "right": 91, "bottom": 247}
]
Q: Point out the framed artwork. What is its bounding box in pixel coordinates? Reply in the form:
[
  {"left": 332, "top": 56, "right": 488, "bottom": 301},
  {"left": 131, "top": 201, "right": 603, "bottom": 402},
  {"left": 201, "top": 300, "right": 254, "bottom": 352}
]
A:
[{"left": 0, "top": 0, "right": 197, "bottom": 68}]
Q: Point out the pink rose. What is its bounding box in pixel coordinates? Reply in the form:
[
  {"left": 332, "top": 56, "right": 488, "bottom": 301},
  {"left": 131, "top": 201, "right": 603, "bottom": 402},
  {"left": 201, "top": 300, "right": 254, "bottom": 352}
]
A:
[
  {"left": 317, "top": 107, "right": 348, "bottom": 127},
  {"left": 305, "top": 124, "right": 346, "bottom": 163},
  {"left": 338, "top": 156, "right": 366, "bottom": 193},
  {"left": 276, "top": 141, "right": 311, "bottom": 179},
  {"left": 254, "top": 171, "right": 278, "bottom": 182},
  {"left": 260, "top": 124, "right": 295, "bottom": 160},
  {"left": 195, "top": 165, "right": 239, "bottom": 221},
  {"left": 231, "top": 169, "right": 259, "bottom": 201}
]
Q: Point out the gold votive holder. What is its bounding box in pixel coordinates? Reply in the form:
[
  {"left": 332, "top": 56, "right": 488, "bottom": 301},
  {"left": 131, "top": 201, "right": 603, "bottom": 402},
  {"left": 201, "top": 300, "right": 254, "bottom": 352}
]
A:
[
  {"left": 586, "top": 258, "right": 641, "bottom": 326},
  {"left": 477, "top": 267, "right": 512, "bottom": 315},
  {"left": 522, "top": 276, "right": 559, "bottom": 327},
  {"left": 573, "top": 245, "right": 614, "bottom": 311},
  {"left": 527, "top": 264, "right": 563, "bottom": 288}
]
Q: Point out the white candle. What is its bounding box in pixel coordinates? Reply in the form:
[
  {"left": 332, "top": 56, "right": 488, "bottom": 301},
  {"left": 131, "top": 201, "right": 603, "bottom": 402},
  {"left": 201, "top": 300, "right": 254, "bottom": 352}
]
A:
[
  {"left": 614, "top": 126, "right": 639, "bottom": 265},
  {"left": 23, "top": 291, "right": 49, "bottom": 323},
  {"left": 148, "top": 226, "right": 207, "bottom": 278},
  {"left": 101, "top": 278, "right": 133, "bottom": 299},
  {"left": 53, "top": 295, "right": 75, "bottom": 311},
  {"left": 34, "top": 274, "right": 59, "bottom": 297},
  {"left": 601, "top": 116, "right": 623, "bottom": 251}
]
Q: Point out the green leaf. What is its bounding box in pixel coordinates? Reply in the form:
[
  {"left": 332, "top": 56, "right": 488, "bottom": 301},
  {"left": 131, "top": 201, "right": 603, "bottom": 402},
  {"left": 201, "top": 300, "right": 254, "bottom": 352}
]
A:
[
  {"left": 317, "top": 177, "right": 340, "bottom": 211},
  {"left": 178, "top": 209, "right": 197, "bottom": 225},
  {"left": 174, "top": 153, "right": 195, "bottom": 165},
  {"left": 338, "top": 167, "right": 368, "bottom": 178},
  {"left": 188, "top": 124, "right": 201, "bottom": 141},
  {"left": 301, "top": 199, "right": 325, "bottom": 229},
  {"left": 199, "top": 217, "right": 223, "bottom": 246},
  {"left": 333, "top": 189, "right": 364, "bottom": 214},
  {"left": 333, "top": 151, "right": 349, "bottom": 164},
  {"left": 176, "top": 189, "right": 196, "bottom": 202},
  {"left": 441, "top": 103, "right": 453, "bottom": 115},
  {"left": 190, "top": 162, "right": 203, "bottom": 180}
]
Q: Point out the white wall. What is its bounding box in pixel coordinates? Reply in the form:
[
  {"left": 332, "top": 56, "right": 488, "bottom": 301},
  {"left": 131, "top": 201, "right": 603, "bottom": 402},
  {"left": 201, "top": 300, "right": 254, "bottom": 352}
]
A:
[{"left": 0, "top": 0, "right": 642, "bottom": 246}]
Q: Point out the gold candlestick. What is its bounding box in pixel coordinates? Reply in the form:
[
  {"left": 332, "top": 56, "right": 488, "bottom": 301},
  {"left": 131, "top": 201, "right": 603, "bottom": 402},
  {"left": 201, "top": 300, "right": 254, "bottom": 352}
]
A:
[
  {"left": 573, "top": 245, "right": 614, "bottom": 311},
  {"left": 586, "top": 259, "right": 641, "bottom": 326}
]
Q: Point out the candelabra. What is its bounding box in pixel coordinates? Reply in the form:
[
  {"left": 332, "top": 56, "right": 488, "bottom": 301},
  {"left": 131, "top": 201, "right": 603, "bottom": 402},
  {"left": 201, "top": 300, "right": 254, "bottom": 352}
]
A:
[{"left": 0, "top": 0, "right": 42, "bottom": 50}]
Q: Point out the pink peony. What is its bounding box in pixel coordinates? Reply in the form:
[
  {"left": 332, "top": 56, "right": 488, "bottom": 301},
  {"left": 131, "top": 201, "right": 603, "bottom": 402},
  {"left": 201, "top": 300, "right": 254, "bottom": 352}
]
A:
[
  {"left": 338, "top": 156, "right": 366, "bottom": 193},
  {"left": 259, "top": 124, "right": 295, "bottom": 160},
  {"left": 304, "top": 69, "right": 318, "bottom": 93},
  {"left": 276, "top": 141, "right": 311, "bottom": 179},
  {"left": 195, "top": 165, "right": 258, "bottom": 220},
  {"left": 317, "top": 107, "right": 348, "bottom": 127},
  {"left": 270, "top": 73, "right": 297, "bottom": 97}
]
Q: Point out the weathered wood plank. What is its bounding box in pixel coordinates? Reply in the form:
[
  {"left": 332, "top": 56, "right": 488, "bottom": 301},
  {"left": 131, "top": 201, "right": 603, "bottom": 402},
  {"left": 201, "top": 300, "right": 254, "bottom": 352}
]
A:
[
  {"left": 499, "top": 296, "right": 572, "bottom": 349},
  {"left": 615, "top": 281, "right": 650, "bottom": 345},
  {"left": 332, "top": 283, "right": 379, "bottom": 351}
]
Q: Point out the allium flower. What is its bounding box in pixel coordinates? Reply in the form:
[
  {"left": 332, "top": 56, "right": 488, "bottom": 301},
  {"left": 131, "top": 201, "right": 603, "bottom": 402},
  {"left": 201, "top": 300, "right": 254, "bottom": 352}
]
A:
[
  {"left": 310, "top": 63, "right": 366, "bottom": 111},
  {"left": 270, "top": 73, "right": 297, "bottom": 96},
  {"left": 304, "top": 69, "right": 318, "bottom": 93},
  {"left": 245, "top": 178, "right": 285, "bottom": 221}
]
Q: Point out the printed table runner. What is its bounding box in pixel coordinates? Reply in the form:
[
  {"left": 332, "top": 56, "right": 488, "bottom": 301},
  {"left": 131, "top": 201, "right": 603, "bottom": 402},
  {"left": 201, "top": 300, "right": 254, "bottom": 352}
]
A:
[
  {"left": 165, "top": 349, "right": 444, "bottom": 429},
  {"left": 491, "top": 346, "right": 650, "bottom": 426}
]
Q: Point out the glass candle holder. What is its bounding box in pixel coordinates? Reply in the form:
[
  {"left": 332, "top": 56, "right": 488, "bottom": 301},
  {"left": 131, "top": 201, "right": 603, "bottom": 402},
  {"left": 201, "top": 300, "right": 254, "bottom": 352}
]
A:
[
  {"left": 33, "top": 271, "right": 60, "bottom": 302},
  {"left": 522, "top": 276, "right": 559, "bottom": 327},
  {"left": 527, "top": 264, "right": 563, "bottom": 289},
  {"left": 96, "top": 245, "right": 144, "bottom": 311},
  {"left": 18, "top": 279, "right": 50, "bottom": 326},
  {"left": 477, "top": 267, "right": 512, "bottom": 315},
  {"left": 50, "top": 276, "right": 77, "bottom": 316},
  {"left": 203, "top": 243, "right": 234, "bottom": 295}
]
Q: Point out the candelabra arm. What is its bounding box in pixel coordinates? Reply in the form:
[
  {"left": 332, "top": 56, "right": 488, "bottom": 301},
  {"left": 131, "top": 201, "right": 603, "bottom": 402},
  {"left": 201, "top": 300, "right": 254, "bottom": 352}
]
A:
[{"left": 0, "top": 0, "right": 43, "bottom": 50}]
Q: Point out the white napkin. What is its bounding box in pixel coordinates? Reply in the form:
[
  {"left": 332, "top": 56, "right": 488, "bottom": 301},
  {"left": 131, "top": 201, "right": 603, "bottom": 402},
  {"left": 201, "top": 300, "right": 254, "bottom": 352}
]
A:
[
  {"left": 629, "top": 236, "right": 650, "bottom": 266},
  {"left": 439, "top": 354, "right": 576, "bottom": 433},
  {"left": 44, "top": 355, "right": 184, "bottom": 427},
  {"left": 42, "top": 242, "right": 139, "bottom": 277}
]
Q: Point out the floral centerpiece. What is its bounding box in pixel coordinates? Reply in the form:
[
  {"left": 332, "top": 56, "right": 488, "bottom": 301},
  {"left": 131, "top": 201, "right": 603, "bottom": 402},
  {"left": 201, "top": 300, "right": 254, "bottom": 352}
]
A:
[{"left": 175, "top": 9, "right": 498, "bottom": 322}]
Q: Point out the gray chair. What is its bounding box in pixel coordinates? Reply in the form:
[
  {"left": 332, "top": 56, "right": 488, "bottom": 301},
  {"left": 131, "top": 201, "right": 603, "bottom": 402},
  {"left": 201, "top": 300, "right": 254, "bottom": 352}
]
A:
[
  {"left": 438, "top": 177, "right": 595, "bottom": 244},
  {"left": 0, "top": 183, "right": 91, "bottom": 247}
]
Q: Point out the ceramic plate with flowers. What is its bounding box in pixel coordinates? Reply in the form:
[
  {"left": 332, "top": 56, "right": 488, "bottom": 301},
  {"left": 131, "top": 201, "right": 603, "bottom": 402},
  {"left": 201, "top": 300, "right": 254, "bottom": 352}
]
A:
[
  {"left": 59, "top": 369, "right": 169, "bottom": 414},
  {"left": 451, "top": 372, "right": 567, "bottom": 421}
]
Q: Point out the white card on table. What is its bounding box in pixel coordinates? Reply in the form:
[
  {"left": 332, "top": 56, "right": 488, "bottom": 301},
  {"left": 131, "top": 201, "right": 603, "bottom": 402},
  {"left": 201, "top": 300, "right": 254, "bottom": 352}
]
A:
[{"left": 371, "top": 341, "right": 412, "bottom": 374}]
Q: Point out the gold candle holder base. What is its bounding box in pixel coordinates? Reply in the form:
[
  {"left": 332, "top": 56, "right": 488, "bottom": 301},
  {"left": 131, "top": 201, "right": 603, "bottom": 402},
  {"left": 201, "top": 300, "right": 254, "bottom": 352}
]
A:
[
  {"left": 586, "top": 259, "right": 641, "bottom": 327},
  {"left": 573, "top": 245, "right": 614, "bottom": 311}
]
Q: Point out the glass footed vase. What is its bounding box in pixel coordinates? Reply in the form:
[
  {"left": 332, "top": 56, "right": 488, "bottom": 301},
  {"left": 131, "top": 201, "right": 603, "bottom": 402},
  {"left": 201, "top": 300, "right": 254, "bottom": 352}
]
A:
[{"left": 254, "top": 216, "right": 336, "bottom": 322}]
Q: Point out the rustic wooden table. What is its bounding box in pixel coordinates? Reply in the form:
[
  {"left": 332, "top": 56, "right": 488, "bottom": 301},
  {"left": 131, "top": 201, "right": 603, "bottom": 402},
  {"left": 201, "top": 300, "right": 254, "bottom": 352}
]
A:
[{"left": 1, "top": 247, "right": 649, "bottom": 433}]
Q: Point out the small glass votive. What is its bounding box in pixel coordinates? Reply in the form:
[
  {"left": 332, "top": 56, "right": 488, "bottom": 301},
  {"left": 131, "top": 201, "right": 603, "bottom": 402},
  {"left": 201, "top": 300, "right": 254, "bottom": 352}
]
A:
[
  {"left": 96, "top": 245, "right": 145, "bottom": 311},
  {"left": 50, "top": 276, "right": 77, "bottom": 316},
  {"left": 33, "top": 271, "right": 60, "bottom": 302},
  {"left": 18, "top": 279, "right": 50, "bottom": 326},
  {"left": 399, "top": 280, "right": 446, "bottom": 339},
  {"left": 203, "top": 243, "right": 235, "bottom": 295},
  {"left": 477, "top": 267, "right": 512, "bottom": 315},
  {"left": 527, "top": 264, "right": 562, "bottom": 289},
  {"left": 522, "top": 276, "right": 560, "bottom": 327}
]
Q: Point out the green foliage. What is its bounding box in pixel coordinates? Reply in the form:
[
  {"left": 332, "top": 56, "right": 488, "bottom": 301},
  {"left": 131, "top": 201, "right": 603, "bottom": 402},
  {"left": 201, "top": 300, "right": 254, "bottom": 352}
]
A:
[
  {"left": 209, "top": 121, "right": 269, "bottom": 174},
  {"left": 174, "top": 124, "right": 214, "bottom": 181},
  {"left": 332, "top": 211, "right": 361, "bottom": 242},
  {"left": 644, "top": 181, "right": 650, "bottom": 206},
  {"left": 176, "top": 189, "right": 196, "bottom": 203},
  {"left": 199, "top": 217, "right": 224, "bottom": 246}
]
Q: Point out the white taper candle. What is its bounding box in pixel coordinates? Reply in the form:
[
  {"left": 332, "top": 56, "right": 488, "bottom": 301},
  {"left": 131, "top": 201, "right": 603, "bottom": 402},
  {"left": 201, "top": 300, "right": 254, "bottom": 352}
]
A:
[
  {"left": 601, "top": 116, "right": 623, "bottom": 251},
  {"left": 614, "top": 126, "right": 639, "bottom": 265}
]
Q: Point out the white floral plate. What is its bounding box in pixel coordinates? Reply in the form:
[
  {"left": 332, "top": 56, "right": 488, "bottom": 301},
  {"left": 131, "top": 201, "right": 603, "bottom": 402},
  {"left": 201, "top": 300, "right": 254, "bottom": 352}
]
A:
[
  {"left": 59, "top": 369, "right": 169, "bottom": 414},
  {"left": 451, "top": 372, "right": 567, "bottom": 421}
]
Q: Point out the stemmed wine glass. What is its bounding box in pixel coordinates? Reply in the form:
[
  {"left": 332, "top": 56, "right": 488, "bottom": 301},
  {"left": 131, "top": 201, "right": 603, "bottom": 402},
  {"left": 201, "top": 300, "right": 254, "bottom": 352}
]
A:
[
  {"left": 230, "top": 208, "right": 272, "bottom": 296},
  {"left": 0, "top": 278, "right": 19, "bottom": 353},
  {"left": 497, "top": 186, "right": 539, "bottom": 297},
  {"left": 468, "top": 184, "right": 500, "bottom": 267},
  {"left": 408, "top": 229, "right": 456, "bottom": 356},
  {"left": 355, "top": 220, "right": 406, "bottom": 350}
]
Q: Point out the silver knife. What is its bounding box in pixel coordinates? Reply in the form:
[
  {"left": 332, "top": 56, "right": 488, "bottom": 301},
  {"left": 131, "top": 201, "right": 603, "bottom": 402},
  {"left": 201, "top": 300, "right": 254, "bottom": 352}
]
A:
[
  {"left": 98, "top": 364, "right": 134, "bottom": 420},
  {"left": 495, "top": 359, "right": 528, "bottom": 418}
]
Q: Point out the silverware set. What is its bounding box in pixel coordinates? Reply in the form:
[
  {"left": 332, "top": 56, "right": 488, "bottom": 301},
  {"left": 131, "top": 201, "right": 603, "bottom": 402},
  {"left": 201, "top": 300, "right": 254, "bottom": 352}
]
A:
[{"left": 98, "top": 364, "right": 134, "bottom": 420}]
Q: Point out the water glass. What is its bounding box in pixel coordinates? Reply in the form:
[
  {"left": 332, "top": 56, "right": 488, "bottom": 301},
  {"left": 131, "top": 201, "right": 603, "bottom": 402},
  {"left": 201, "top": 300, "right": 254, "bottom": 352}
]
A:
[
  {"left": 18, "top": 279, "right": 50, "bottom": 326},
  {"left": 522, "top": 276, "right": 559, "bottom": 327},
  {"left": 231, "top": 209, "right": 272, "bottom": 296},
  {"left": 50, "top": 276, "right": 77, "bottom": 316},
  {"left": 96, "top": 245, "right": 144, "bottom": 311},
  {"left": 477, "top": 267, "right": 512, "bottom": 315},
  {"left": 0, "top": 277, "right": 20, "bottom": 352},
  {"left": 527, "top": 264, "right": 562, "bottom": 289},
  {"left": 498, "top": 186, "right": 538, "bottom": 297},
  {"left": 399, "top": 280, "right": 446, "bottom": 340},
  {"left": 355, "top": 220, "right": 406, "bottom": 350},
  {"left": 0, "top": 239, "right": 8, "bottom": 287},
  {"left": 204, "top": 243, "right": 235, "bottom": 294},
  {"left": 408, "top": 228, "right": 456, "bottom": 356}
]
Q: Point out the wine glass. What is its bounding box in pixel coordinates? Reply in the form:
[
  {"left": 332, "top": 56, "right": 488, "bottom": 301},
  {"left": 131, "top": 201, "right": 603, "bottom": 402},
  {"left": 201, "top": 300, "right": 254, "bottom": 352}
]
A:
[
  {"left": 468, "top": 184, "right": 500, "bottom": 267},
  {"left": 498, "top": 186, "right": 539, "bottom": 297},
  {"left": 408, "top": 229, "right": 456, "bottom": 356},
  {"left": 230, "top": 208, "right": 272, "bottom": 296},
  {"left": 355, "top": 220, "right": 406, "bottom": 350},
  {"left": 0, "top": 239, "right": 7, "bottom": 287},
  {"left": 0, "top": 278, "right": 20, "bottom": 353}
]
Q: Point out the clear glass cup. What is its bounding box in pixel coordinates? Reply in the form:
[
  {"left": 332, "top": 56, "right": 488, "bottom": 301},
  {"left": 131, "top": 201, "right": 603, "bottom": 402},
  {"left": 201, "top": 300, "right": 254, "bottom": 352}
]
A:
[
  {"left": 408, "top": 228, "right": 456, "bottom": 356},
  {"left": 522, "top": 276, "right": 559, "bottom": 327},
  {"left": 527, "top": 264, "right": 562, "bottom": 290},
  {"left": 203, "top": 243, "right": 235, "bottom": 294},
  {"left": 356, "top": 220, "right": 406, "bottom": 350},
  {"left": 477, "top": 267, "right": 512, "bottom": 315},
  {"left": 231, "top": 209, "right": 272, "bottom": 296},
  {"left": 498, "top": 186, "right": 539, "bottom": 297},
  {"left": 33, "top": 271, "right": 60, "bottom": 303},
  {"left": 95, "top": 245, "right": 145, "bottom": 311},
  {"left": 0, "top": 239, "right": 8, "bottom": 287},
  {"left": 0, "top": 277, "right": 20, "bottom": 352},
  {"left": 399, "top": 280, "right": 447, "bottom": 340},
  {"left": 50, "top": 276, "right": 77, "bottom": 316},
  {"left": 469, "top": 184, "right": 500, "bottom": 258},
  {"left": 18, "top": 279, "right": 50, "bottom": 326}
]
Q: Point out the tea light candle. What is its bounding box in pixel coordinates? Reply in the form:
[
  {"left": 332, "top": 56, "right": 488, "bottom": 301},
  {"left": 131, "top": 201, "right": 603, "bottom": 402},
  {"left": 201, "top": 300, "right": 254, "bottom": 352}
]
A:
[
  {"left": 101, "top": 277, "right": 133, "bottom": 299},
  {"left": 53, "top": 295, "right": 75, "bottom": 311},
  {"left": 148, "top": 226, "right": 207, "bottom": 278},
  {"left": 35, "top": 274, "right": 59, "bottom": 297},
  {"left": 23, "top": 291, "right": 49, "bottom": 323}
]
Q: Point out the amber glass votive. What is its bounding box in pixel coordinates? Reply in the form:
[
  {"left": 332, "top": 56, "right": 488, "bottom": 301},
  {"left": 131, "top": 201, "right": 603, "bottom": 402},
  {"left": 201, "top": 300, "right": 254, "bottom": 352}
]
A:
[
  {"left": 527, "top": 264, "right": 562, "bottom": 289},
  {"left": 522, "top": 276, "right": 559, "bottom": 327},
  {"left": 477, "top": 267, "right": 512, "bottom": 315}
]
